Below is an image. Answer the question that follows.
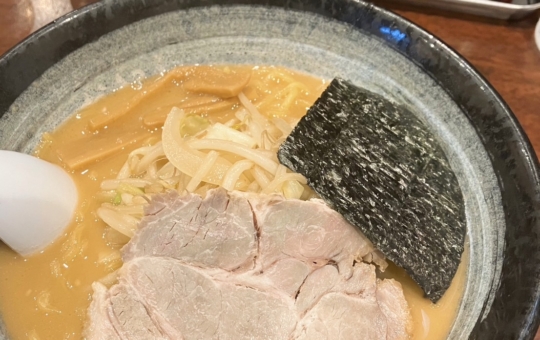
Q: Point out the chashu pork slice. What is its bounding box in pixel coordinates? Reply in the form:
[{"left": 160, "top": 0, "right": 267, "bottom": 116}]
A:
[
  {"left": 89, "top": 256, "right": 297, "bottom": 340},
  {"left": 86, "top": 188, "right": 412, "bottom": 340},
  {"left": 123, "top": 189, "right": 257, "bottom": 272},
  {"left": 249, "top": 195, "right": 386, "bottom": 279}
]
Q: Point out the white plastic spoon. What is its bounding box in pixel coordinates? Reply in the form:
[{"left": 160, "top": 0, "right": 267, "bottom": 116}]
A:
[{"left": 0, "top": 150, "right": 78, "bottom": 256}]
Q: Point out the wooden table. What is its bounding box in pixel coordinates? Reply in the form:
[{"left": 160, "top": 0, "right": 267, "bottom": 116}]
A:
[{"left": 1, "top": 0, "right": 540, "bottom": 338}]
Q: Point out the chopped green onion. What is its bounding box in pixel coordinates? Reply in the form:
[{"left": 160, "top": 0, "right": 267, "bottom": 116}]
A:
[{"left": 112, "top": 193, "right": 122, "bottom": 206}]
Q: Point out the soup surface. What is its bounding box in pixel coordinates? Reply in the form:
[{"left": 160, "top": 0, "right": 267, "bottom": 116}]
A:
[{"left": 0, "top": 65, "right": 466, "bottom": 340}]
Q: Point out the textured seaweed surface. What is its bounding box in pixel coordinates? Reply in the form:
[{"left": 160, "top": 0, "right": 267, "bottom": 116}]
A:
[{"left": 278, "top": 78, "right": 466, "bottom": 301}]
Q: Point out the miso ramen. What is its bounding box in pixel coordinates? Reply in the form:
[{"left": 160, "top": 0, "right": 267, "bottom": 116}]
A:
[{"left": 0, "top": 65, "right": 466, "bottom": 340}]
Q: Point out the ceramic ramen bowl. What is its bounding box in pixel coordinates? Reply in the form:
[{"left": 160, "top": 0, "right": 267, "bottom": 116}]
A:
[{"left": 0, "top": 0, "right": 539, "bottom": 339}]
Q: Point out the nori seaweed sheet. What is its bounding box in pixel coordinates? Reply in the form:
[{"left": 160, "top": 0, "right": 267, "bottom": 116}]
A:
[
  {"left": 278, "top": 78, "right": 353, "bottom": 175},
  {"left": 278, "top": 78, "right": 466, "bottom": 302}
]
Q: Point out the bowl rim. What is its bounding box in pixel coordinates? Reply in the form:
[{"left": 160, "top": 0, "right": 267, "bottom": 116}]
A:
[{"left": 1, "top": 0, "right": 540, "bottom": 338}]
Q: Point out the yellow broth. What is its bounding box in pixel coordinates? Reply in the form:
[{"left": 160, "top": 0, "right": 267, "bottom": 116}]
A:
[{"left": 0, "top": 65, "right": 466, "bottom": 340}]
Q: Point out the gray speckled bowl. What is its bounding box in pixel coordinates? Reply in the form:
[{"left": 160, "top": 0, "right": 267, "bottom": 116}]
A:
[{"left": 1, "top": 0, "right": 539, "bottom": 339}]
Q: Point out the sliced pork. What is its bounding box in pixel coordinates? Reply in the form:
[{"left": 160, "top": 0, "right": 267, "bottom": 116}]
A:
[
  {"left": 86, "top": 188, "right": 412, "bottom": 340},
  {"left": 123, "top": 189, "right": 257, "bottom": 271}
]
